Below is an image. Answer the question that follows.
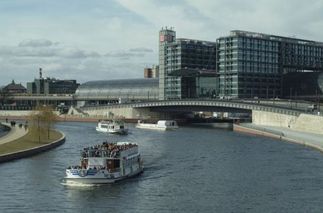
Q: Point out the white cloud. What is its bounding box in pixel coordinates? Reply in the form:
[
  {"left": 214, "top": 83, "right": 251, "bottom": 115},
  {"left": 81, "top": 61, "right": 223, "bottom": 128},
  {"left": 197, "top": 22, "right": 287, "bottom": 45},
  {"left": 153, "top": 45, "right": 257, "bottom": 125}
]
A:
[
  {"left": 18, "top": 39, "right": 55, "bottom": 47},
  {"left": 1, "top": 0, "right": 323, "bottom": 87},
  {"left": 129, "top": 47, "right": 153, "bottom": 53},
  {"left": 115, "top": 0, "right": 323, "bottom": 41},
  {"left": 0, "top": 41, "right": 102, "bottom": 59},
  {"left": 0, "top": 38, "right": 155, "bottom": 86}
]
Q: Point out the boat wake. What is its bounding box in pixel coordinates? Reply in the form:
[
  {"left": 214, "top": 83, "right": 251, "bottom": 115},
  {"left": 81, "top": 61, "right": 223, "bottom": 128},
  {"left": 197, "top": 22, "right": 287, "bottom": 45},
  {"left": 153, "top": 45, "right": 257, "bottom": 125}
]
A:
[{"left": 61, "top": 180, "right": 99, "bottom": 188}]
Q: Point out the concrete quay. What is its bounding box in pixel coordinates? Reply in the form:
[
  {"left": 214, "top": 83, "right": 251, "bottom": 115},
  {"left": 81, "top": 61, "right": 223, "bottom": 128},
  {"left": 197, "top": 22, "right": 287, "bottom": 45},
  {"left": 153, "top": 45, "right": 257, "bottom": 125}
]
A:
[{"left": 234, "top": 123, "right": 323, "bottom": 153}]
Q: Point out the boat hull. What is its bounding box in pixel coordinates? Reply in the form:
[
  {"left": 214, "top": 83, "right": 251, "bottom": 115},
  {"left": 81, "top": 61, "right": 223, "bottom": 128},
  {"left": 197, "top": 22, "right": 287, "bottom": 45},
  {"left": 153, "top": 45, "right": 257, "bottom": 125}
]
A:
[
  {"left": 65, "top": 168, "right": 143, "bottom": 184},
  {"left": 136, "top": 124, "right": 178, "bottom": 130},
  {"left": 96, "top": 127, "right": 128, "bottom": 135}
]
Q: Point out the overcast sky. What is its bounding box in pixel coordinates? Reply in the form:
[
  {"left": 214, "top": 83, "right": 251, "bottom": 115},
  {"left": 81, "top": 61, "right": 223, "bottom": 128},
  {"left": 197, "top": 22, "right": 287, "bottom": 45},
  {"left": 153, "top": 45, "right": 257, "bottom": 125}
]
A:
[{"left": 0, "top": 0, "right": 322, "bottom": 86}]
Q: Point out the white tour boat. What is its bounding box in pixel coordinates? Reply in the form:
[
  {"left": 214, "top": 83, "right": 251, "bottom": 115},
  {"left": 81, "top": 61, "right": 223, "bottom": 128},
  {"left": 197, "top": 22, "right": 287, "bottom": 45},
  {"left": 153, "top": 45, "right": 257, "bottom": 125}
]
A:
[
  {"left": 136, "top": 120, "right": 178, "bottom": 130},
  {"left": 96, "top": 120, "right": 128, "bottom": 135},
  {"left": 65, "top": 141, "right": 143, "bottom": 184}
]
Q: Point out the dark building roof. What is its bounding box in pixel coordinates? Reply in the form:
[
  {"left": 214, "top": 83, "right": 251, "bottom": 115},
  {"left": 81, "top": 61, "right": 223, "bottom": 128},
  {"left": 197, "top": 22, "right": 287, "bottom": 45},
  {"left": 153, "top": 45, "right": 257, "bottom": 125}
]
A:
[{"left": 2, "top": 80, "right": 26, "bottom": 93}]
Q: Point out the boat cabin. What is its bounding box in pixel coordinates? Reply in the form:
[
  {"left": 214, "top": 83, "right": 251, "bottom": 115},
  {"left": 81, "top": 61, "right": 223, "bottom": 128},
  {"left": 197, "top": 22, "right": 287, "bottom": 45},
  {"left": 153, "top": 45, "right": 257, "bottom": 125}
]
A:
[{"left": 80, "top": 142, "right": 138, "bottom": 172}]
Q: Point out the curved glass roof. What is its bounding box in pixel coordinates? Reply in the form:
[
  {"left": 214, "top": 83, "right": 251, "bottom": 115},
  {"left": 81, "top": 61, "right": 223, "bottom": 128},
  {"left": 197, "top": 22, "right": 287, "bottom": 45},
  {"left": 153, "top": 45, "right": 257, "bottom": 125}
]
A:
[{"left": 76, "top": 78, "right": 159, "bottom": 100}]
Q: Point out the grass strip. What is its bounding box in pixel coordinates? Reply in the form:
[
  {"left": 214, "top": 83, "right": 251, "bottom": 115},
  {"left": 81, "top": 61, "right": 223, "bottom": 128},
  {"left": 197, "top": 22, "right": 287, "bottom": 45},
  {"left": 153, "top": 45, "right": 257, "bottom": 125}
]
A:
[{"left": 0, "top": 129, "right": 62, "bottom": 155}]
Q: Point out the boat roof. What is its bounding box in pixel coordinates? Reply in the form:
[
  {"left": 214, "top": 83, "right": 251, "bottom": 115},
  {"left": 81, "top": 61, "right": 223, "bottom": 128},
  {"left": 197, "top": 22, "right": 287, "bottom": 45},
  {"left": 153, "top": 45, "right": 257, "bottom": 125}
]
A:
[{"left": 99, "top": 120, "right": 124, "bottom": 124}]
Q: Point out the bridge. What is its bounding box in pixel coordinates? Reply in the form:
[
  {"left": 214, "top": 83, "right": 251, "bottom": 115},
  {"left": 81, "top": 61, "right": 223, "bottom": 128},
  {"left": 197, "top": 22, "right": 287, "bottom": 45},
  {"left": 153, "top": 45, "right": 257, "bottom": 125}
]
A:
[
  {"left": 2, "top": 95, "right": 323, "bottom": 135},
  {"left": 76, "top": 99, "right": 323, "bottom": 135},
  {"left": 81, "top": 99, "right": 314, "bottom": 116},
  {"left": 5, "top": 94, "right": 318, "bottom": 116},
  {"left": 7, "top": 94, "right": 319, "bottom": 113}
]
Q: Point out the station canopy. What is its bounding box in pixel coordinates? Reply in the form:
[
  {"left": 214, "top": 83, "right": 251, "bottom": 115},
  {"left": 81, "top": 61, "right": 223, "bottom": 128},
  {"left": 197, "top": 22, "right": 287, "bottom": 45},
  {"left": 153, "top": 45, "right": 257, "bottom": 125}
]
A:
[{"left": 75, "top": 78, "right": 159, "bottom": 100}]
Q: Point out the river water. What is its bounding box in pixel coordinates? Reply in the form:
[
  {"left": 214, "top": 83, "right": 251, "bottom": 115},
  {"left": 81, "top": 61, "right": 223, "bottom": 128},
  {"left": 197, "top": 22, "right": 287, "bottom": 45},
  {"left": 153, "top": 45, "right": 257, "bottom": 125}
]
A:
[
  {"left": 0, "top": 125, "right": 9, "bottom": 138},
  {"left": 0, "top": 122, "right": 322, "bottom": 213}
]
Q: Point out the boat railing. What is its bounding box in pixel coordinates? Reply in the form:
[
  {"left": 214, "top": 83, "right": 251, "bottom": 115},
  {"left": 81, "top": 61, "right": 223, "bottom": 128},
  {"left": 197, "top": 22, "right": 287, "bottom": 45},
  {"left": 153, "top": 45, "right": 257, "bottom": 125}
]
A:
[{"left": 81, "top": 143, "right": 138, "bottom": 158}]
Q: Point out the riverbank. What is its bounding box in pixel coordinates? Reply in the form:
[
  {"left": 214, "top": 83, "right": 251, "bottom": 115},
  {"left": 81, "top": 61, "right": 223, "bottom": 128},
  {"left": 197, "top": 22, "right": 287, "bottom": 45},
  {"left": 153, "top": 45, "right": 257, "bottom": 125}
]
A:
[
  {"left": 0, "top": 122, "right": 10, "bottom": 137},
  {"left": 234, "top": 123, "right": 323, "bottom": 153},
  {"left": 0, "top": 115, "right": 138, "bottom": 123},
  {"left": 0, "top": 129, "right": 65, "bottom": 163}
]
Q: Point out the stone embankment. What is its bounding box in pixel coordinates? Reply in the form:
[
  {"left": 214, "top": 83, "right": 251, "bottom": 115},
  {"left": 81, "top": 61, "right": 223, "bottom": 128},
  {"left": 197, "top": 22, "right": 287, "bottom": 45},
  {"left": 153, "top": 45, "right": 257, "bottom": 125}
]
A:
[
  {"left": 234, "top": 123, "right": 323, "bottom": 153},
  {"left": 252, "top": 110, "right": 323, "bottom": 135}
]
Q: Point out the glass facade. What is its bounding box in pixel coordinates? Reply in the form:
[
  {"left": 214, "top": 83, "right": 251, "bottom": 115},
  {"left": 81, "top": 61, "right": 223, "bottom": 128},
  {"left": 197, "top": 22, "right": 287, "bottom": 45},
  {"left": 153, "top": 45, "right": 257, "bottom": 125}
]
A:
[
  {"left": 218, "top": 30, "right": 323, "bottom": 98},
  {"left": 27, "top": 78, "right": 79, "bottom": 95},
  {"left": 218, "top": 34, "right": 280, "bottom": 98},
  {"left": 196, "top": 77, "right": 219, "bottom": 98}
]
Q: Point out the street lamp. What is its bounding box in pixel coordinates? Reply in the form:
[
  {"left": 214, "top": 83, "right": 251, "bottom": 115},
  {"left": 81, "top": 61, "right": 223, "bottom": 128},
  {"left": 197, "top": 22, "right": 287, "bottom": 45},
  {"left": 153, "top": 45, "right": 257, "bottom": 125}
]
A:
[
  {"left": 289, "top": 87, "right": 293, "bottom": 108},
  {"left": 317, "top": 86, "right": 321, "bottom": 115}
]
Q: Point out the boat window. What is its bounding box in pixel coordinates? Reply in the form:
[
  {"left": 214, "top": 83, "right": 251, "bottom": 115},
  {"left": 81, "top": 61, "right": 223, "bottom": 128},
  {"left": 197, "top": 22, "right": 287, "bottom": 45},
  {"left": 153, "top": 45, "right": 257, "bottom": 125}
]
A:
[{"left": 107, "top": 159, "right": 120, "bottom": 170}]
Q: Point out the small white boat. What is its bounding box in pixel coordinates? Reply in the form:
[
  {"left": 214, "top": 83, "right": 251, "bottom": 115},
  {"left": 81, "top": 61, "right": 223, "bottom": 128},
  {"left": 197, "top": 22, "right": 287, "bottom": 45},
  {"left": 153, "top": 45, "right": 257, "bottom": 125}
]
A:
[
  {"left": 136, "top": 120, "right": 178, "bottom": 130},
  {"left": 96, "top": 120, "right": 128, "bottom": 135},
  {"left": 65, "top": 141, "right": 143, "bottom": 184}
]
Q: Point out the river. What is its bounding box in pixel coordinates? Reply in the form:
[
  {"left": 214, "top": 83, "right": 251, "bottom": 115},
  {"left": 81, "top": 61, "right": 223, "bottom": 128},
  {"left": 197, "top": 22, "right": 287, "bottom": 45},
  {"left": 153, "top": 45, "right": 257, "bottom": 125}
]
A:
[
  {"left": 0, "top": 122, "right": 322, "bottom": 212},
  {"left": 0, "top": 124, "right": 9, "bottom": 138}
]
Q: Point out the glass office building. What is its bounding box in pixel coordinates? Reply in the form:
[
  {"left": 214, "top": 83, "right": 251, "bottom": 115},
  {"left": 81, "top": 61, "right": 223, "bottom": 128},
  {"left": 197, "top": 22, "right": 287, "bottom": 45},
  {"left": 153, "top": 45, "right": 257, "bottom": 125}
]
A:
[
  {"left": 218, "top": 30, "right": 323, "bottom": 98},
  {"left": 159, "top": 28, "right": 217, "bottom": 100}
]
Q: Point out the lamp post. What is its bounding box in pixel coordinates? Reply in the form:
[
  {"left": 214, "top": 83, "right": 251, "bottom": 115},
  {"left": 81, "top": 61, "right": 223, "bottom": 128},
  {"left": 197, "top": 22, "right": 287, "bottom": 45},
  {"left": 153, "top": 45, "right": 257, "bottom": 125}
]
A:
[
  {"left": 38, "top": 115, "right": 40, "bottom": 143},
  {"left": 318, "top": 86, "right": 321, "bottom": 116},
  {"left": 289, "top": 87, "right": 293, "bottom": 108},
  {"left": 295, "top": 91, "right": 297, "bottom": 108},
  {"left": 273, "top": 89, "right": 276, "bottom": 105}
]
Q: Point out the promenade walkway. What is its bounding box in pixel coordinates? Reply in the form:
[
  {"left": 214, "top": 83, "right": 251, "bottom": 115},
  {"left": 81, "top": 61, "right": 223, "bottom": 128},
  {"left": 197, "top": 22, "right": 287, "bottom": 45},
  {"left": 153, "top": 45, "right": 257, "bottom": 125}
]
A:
[
  {"left": 0, "top": 122, "right": 28, "bottom": 145},
  {"left": 240, "top": 123, "right": 323, "bottom": 152}
]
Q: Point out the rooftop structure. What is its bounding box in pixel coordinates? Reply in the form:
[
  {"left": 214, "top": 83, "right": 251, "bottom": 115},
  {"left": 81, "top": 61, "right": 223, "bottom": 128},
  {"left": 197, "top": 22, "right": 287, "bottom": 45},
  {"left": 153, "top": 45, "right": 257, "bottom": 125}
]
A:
[{"left": 2, "top": 80, "right": 26, "bottom": 94}]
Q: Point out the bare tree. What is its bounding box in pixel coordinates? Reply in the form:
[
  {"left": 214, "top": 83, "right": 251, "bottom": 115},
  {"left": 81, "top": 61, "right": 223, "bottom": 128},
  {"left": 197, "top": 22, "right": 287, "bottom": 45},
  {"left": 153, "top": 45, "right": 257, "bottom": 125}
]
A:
[{"left": 28, "top": 106, "right": 57, "bottom": 142}]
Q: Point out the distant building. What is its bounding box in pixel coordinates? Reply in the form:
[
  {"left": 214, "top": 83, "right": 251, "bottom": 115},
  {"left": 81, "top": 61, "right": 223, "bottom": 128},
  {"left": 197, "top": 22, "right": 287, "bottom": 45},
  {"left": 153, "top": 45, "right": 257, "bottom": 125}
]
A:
[
  {"left": 159, "top": 27, "right": 217, "bottom": 100},
  {"left": 144, "top": 68, "right": 153, "bottom": 78},
  {"left": 2, "top": 80, "right": 27, "bottom": 94},
  {"left": 75, "top": 78, "right": 158, "bottom": 107},
  {"left": 144, "top": 65, "right": 159, "bottom": 78},
  {"left": 27, "top": 73, "right": 79, "bottom": 95}
]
